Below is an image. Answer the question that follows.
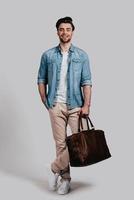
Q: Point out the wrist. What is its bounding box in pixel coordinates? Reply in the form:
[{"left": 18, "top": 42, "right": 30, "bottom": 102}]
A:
[{"left": 84, "top": 103, "right": 91, "bottom": 107}]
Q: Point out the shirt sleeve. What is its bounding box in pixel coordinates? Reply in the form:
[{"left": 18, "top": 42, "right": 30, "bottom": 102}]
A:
[
  {"left": 37, "top": 53, "right": 48, "bottom": 85},
  {"left": 80, "top": 53, "right": 92, "bottom": 87}
]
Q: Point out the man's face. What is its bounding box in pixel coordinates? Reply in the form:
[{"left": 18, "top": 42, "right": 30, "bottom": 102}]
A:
[{"left": 57, "top": 23, "right": 74, "bottom": 43}]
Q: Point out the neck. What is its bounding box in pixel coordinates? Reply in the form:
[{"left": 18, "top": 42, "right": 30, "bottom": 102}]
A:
[{"left": 59, "top": 42, "right": 71, "bottom": 53}]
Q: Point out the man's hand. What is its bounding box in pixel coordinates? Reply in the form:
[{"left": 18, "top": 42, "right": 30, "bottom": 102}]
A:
[
  {"left": 77, "top": 105, "right": 90, "bottom": 118},
  {"left": 41, "top": 95, "right": 46, "bottom": 104}
]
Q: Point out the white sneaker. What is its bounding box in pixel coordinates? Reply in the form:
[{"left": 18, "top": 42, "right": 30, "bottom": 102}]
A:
[
  {"left": 45, "top": 164, "right": 59, "bottom": 191},
  {"left": 57, "top": 179, "right": 71, "bottom": 195}
]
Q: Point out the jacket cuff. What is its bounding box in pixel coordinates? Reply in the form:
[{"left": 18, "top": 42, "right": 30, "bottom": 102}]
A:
[
  {"left": 37, "top": 79, "right": 47, "bottom": 84},
  {"left": 80, "top": 80, "right": 92, "bottom": 87}
]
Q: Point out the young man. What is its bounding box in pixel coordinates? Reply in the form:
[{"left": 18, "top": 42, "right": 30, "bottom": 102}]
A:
[{"left": 37, "top": 17, "right": 92, "bottom": 195}]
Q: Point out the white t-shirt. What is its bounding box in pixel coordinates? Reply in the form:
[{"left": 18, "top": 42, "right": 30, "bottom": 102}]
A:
[{"left": 55, "top": 51, "right": 69, "bottom": 103}]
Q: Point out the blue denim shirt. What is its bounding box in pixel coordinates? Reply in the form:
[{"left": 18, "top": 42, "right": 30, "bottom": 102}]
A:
[{"left": 37, "top": 43, "right": 92, "bottom": 110}]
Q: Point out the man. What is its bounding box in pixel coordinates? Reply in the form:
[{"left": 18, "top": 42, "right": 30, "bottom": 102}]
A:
[{"left": 37, "top": 17, "right": 92, "bottom": 195}]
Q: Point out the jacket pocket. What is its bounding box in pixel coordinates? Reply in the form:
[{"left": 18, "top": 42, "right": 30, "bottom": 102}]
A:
[{"left": 72, "top": 58, "right": 82, "bottom": 63}]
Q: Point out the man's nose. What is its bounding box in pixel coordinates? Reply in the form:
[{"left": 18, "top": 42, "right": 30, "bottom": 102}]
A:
[{"left": 63, "top": 30, "right": 67, "bottom": 34}]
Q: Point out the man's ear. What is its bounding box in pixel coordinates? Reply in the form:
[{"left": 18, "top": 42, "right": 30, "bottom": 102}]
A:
[
  {"left": 72, "top": 30, "right": 74, "bottom": 36},
  {"left": 57, "top": 31, "right": 59, "bottom": 36}
]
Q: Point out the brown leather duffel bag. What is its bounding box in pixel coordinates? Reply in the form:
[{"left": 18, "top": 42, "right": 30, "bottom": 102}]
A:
[{"left": 66, "top": 114, "right": 112, "bottom": 167}]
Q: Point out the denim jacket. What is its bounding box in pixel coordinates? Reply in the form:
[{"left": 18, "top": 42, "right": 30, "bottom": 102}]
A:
[{"left": 37, "top": 43, "right": 92, "bottom": 110}]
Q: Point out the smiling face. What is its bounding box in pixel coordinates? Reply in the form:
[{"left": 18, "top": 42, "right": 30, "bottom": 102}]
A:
[{"left": 57, "top": 23, "right": 74, "bottom": 43}]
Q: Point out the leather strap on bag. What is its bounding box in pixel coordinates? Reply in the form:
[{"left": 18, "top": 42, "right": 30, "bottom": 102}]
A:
[{"left": 78, "top": 113, "right": 95, "bottom": 132}]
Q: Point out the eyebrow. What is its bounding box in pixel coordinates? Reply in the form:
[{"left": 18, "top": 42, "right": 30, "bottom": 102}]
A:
[{"left": 59, "top": 27, "right": 71, "bottom": 30}]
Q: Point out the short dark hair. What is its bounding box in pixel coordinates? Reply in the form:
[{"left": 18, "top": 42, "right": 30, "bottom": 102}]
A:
[{"left": 56, "top": 16, "right": 75, "bottom": 31}]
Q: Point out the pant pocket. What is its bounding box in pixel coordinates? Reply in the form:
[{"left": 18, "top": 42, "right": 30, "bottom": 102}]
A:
[
  {"left": 69, "top": 107, "right": 81, "bottom": 115},
  {"left": 48, "top": 102, "right": 61, "bottom": 115}
]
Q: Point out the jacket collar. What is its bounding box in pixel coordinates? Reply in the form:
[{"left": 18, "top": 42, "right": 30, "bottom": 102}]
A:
[{"left": 55, "top": 43, "right": 75, "bottom": 53}]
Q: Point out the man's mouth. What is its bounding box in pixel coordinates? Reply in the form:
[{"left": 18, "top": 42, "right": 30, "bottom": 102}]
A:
[{"left": 62, "top": 35, "right": 68, "bottom": 38}]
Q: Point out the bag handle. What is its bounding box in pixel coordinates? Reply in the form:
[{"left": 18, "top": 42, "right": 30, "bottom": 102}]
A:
[{"left": 78, "top": 113, "right": 95, "bottom": 132}]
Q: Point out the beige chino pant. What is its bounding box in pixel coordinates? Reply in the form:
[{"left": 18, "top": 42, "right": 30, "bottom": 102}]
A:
[{"left": 48, "top": 102, "right": 88, "bottom": 181}]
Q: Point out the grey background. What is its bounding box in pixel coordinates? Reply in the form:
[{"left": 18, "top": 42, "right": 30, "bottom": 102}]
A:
[{"left": 0, "top": 0, "right": 133, "bottom": 199}]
